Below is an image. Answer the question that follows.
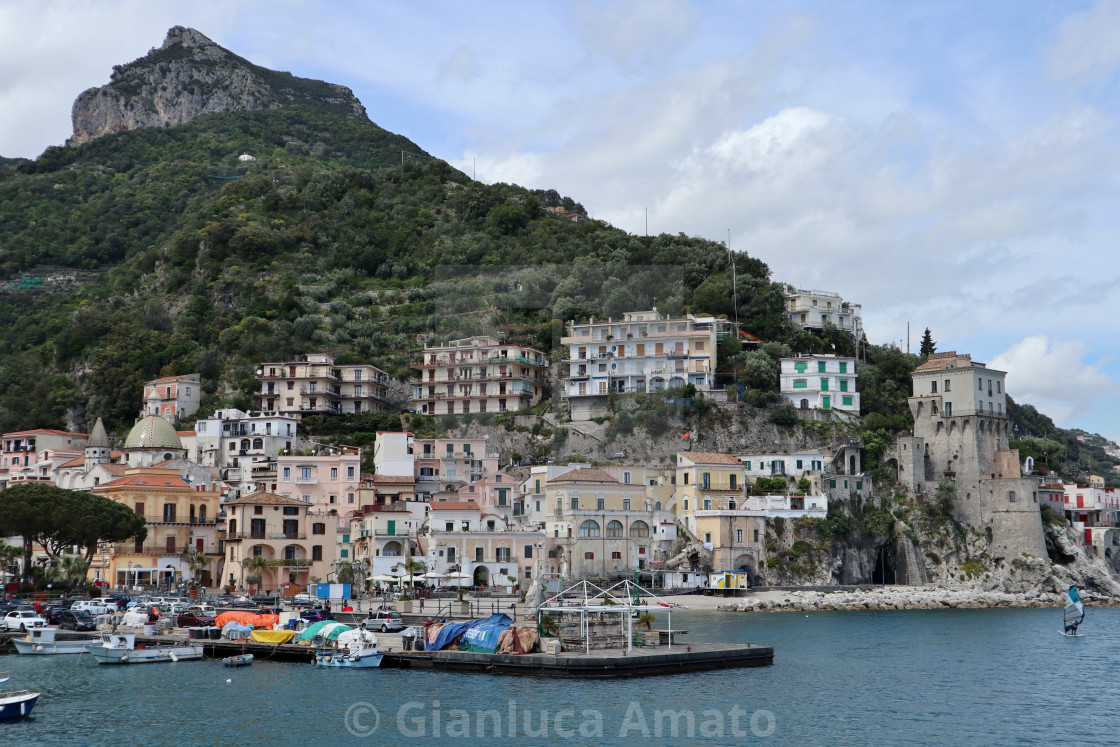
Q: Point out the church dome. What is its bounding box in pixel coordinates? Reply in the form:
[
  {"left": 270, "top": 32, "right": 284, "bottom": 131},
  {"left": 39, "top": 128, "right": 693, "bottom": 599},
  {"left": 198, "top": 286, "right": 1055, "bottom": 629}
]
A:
[{"left": 123, "top": 415, "right": 182, "bottom": 450}]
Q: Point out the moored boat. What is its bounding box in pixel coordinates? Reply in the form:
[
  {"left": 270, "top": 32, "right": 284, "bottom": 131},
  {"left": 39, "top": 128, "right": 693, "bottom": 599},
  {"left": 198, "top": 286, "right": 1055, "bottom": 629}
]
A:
[
  {"left": 0, "top": 674, "right": 40, "bottom": 720},
  {"left": 13, "top": 627, "right": 99, "bottom": 656},
  {"left": 87, "top": 632, "right": 203, "bottom": 665},
  {"left": 313, "top": 629, "right": 382, "bottom": 669},
  {"left": 222, "top": 654, "right": 254, "bottom": 667}
]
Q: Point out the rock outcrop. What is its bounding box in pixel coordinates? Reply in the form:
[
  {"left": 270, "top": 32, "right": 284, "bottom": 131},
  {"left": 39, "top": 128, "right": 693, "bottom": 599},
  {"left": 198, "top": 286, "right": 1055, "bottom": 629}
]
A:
[{"left": 69, "top": 26, "right": 368, "bottom": 146}]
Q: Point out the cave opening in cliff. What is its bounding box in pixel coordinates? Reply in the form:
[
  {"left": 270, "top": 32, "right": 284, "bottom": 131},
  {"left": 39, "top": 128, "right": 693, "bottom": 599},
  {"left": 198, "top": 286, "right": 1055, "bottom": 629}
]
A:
[{"left": 872, "top": 544, "right": 897, "bottom": 584}]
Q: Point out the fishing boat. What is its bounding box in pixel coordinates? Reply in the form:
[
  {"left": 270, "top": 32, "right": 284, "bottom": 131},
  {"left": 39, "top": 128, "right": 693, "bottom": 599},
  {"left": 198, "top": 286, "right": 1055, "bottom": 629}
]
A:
[
  {"left": 0, "top": 674, "right": 39, "bottom": 720},
  {"left": 1061, "top": 585, "right": 1085, "bottom": 637},
  {"left": 314, "top": 629, "right": 382, "bottom": 669},
  {"left": 87, "top": 632, "right": 204, "bottom": 664},
  {"left": 13, "top": 627, "right": 99, "bottom": 655},
  {"left": 222, "top": 654, "right": 254, "bottom": 667}
]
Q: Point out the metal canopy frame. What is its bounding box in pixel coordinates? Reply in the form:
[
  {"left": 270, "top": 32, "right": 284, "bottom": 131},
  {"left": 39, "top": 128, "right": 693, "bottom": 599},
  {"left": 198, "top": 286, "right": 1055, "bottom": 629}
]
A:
[{"left": 537, "top": 579, "right": 685, "bottom": 653}]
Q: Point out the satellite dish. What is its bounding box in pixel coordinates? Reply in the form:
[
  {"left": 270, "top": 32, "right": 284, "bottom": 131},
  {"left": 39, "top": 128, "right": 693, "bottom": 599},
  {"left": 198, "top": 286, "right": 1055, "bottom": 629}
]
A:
[{"left": 256, "top": 369, "right": 263, "bottom": 375}]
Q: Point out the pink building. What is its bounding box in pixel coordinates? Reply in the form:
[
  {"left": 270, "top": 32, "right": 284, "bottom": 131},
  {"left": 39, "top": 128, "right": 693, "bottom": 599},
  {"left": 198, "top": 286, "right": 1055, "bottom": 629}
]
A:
[
  {"left": 0, "top": 428, "right": 89, "bottom": 489},
  {"left": 413, "top": 437, "right": 500, "bottom": 498},
  {"left": 142, "top": 373, "right": 202, "bottom": 422},
  {"left": 274, "top": 448, "right": 362, "bottom": 515}
]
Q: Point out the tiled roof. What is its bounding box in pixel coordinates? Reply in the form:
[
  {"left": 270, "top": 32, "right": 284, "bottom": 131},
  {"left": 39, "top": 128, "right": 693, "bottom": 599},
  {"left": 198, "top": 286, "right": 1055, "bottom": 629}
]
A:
[
  {"left": 224, "top": 491, "right": 307, "bottom": 507},
  {"left": 3, "top": 428, "right": 89, "bottom": 438},
  {"left": 365, "top": 474, "right": 415, "bottom": 484},
  {"left": 96, "top": 472, "right": 190, "bottom": 489},
  {"left": 913, "top": 351, "right": 969, "bottom": 372},
  {"left": 680, "top": 452, "right": 742, "bottom": 466},
  {"left": 429, "top": 501, "right": 482, "bottom": 511},
  {"left": 551, "top": 468, "right": 619, "bottom": 484},
  {"left": 58, "top": 456, "right": 85, "bottom": 468},
  {"left": 148, "top": 374, "right": 198, "bottom": 383},
  {"left": 102, "top": 464, "right": 128, "bottom": 476}
]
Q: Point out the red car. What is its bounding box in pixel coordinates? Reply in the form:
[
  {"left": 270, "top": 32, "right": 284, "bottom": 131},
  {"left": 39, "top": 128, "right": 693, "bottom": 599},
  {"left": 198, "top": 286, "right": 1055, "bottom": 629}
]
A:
[{"left": 174, "top": 609, "right": 217, "bottom": 627}]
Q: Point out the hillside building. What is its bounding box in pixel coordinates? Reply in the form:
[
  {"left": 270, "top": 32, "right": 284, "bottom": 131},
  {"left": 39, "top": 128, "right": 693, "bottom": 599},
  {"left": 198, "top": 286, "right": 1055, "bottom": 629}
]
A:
[
  {"left": 675, "top": 452, "right": 763, "bottom": 575},
  {"left": 141, "top": 373, "right": 201, "bottom": 422},
  {"left": 410, "top": 336, "right": 548, "bottom": 416},
  {"left": 255, "top": 353, "right": 390, "bottom": 416},
  {"left": 784, "top": 288, "right": 863, "bottom": 340},
  {"left": 780, "top": 354, "right": 859, "bottom": 414},
  {"left": 0, "top": 428, "right": 89, "bottom": 489},
  {"left": 560, "top": 310, "right": 732, "bottom": 420}
]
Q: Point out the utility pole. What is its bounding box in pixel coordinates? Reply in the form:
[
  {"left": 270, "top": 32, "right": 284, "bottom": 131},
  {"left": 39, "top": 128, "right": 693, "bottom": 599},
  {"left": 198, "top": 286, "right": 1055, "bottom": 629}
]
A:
[
  {"left": 728, "top": 229, "right": 739, "bottom": 328},
  {"left": 645, "top": 207, "right": 648, "bottom": 237}
]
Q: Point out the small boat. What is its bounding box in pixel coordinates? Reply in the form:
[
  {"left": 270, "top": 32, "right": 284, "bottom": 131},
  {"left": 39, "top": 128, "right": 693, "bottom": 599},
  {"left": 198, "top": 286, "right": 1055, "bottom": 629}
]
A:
[
  {"left": 0, "top": 673, "right": 39, "bottom": 720},
  {"left": 222, "top": 654, "right": 254, "bottom": 667},
  {"left": 87, "top": 632, "right": 204, "bottom": 664},
  {"left": 1061, "top": 585, "right": 1086, "bottom": 637},
  {"left": 13, "top": 627, "right": 99, "bottom": 655},
  {"left": 314, "top": 629, "right": 382, "bottom": 669}
]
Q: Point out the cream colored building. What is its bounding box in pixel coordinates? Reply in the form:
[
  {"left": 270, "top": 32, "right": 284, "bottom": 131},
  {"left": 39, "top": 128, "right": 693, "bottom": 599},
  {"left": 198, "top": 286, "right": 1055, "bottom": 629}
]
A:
[
  {"left": 221, "top": 491, "right": 339, "bottom": 593},
  {"left": 676, "top": 452, "right": 762, "bottom": 574},
  {"left": 255, "top": 353, "right": 390, "bottom": 416},
  {"left": 410, "top": 336, "right": 548, "bottom": 416}
]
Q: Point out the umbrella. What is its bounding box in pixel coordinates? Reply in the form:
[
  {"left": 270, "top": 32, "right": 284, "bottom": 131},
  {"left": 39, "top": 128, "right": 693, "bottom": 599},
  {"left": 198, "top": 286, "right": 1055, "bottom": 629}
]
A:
[
  {"left": 369, "top": 574, "right": 400, "bottom": 583},
  {"left": 420, "top": 571, "right": 446, "bottom": 580}
]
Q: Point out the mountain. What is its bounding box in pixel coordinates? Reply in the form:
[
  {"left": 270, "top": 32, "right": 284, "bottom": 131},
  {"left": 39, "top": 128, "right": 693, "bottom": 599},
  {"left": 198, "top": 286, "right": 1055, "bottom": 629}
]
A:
[{"left": 68, "top": 26, "right": 367, "bottom": 147}]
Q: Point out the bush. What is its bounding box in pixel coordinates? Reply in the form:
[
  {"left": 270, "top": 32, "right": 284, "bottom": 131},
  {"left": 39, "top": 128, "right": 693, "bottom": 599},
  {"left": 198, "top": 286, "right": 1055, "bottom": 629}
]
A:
[{"left": 769, "top": 404, "right": 799, "bottom": 427}]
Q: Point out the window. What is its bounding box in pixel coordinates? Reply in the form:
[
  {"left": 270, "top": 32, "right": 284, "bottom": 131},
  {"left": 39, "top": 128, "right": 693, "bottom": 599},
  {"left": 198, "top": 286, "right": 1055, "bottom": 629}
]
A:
[
  {"left": 839, "top": 379, "right": 848, "bottom": 392},
  {"left": 282, "top": 467, "right": 290, "bottom": 481},
  {"left": 584, "top": 552, "right": 594, "bottom": 560},
  {"left": 829, "top": 479, "right": 836, "bottom": 488},
  {"left": 1009, "top": 491, "right": 1016, "bottom": 502},
  {"left": 283, "top": 506, "right": 298, "bottom": 515},
  {"left": 704, "top": 533, "right": 711, "bottom": 543},
  {"left": 842, "top": 396, "right": 853, "bottom": 406},
  {"left": 623, "top": 498, "right": 631, "bottom": 510},
  {"left": 945, "top": 402, "right": 952, "bottom": 416},
  {"left": 579, "top": 520, "right": 601, "bottom": 538},
  {"left": 347, "top": 466, "right": 355, "bottom": 480},
  {"left": 255, "top": 506, "right": 263, "bottom": 515},
  {"left": 312, "top": 523, "right": 325, "bottom": 535},
  {"left": 754, "top": 529, "right": 759, "bottom": 543},
  {"left": 932, "top": 381, "right": 938, "bottom": 393},
  {"left": 703, "top": 498, "right": 711, "bottom": 510},
  {"left": 736, "top": 529, "right": 743, "bottom": 543},
  {"left": 611, "top": 551, "right": 622, "bottom": 560},
  {"left": 475, "top": 546, "right": 484, "bottom": 562},
  {"left": 796, "top": 460, "right": 803, "bottom": 469},
  {"left": 744, "top": 461, "right": 751, "bottom": 471},
  {"left": 597, "top": 497, "right": 605, "bottom": 510},
  {"left": 944, "top": 379, "right": 951, "bottom": 392},
  {"left": 340, "top": 549, "right": 348, "bottom": 559},
  {"left": 496, "top": 547, "right": 511, "bottom": 562},
  {"left": 331, "top": 468, "right": 338, "bottom": 481},
  {"left": 570, "top": 495, "right": 579, "bottom": 510},
  {"left": 820, "top": 378, "right": 829, "bottom": 391},
  {"left": 702, "top": 472, "right": 711, "bottom": 489},
  {"left": 839, "top": 362, "right": 847, "bottom": 373},
  {"left": 606, "top": 520, "right": 624, "bottom": 538},
  {"left": 683, "top": 473, "right": 689, "bottom": 485},
  {"left": 997, "top": 381, "right": 1001, "bottom": 393},
  {"left": 793, "top": 379, "right": 808, "bottom": 389},
  {"left": 301, "top": 467, "right": 311, "bottom": 480},
  {"left": 630, "top": 521, "right": 649, "bottom": 538},
  {"left": 445, "top": 522, "right": 454, "bottom": 532},
  {"left": 683, "top": 499, "right": 688, "bottom": 510},
  {"left": 623, "top": 471, "right": 631, "bottom": 484},
  {"left": 794, "top": 361, "right": 807, "bottom": 373},
  {"left": 818, "top": 361, "right": 826, "bottom": 373},
  {"left": 347, "top": 493, "right": 354, "bottom": 504},
  {"left": 524, "top": 545, "right": 533, "bottom": 558}
]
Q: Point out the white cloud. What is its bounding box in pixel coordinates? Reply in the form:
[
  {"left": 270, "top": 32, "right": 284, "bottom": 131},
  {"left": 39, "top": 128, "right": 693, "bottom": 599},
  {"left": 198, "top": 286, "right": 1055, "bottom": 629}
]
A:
[
  {"left": 989, "top": 336, "right": 1115, "bottom": 425},
  {"left": 1046, "top": 0, "right": 1120, "bottom": 79}
]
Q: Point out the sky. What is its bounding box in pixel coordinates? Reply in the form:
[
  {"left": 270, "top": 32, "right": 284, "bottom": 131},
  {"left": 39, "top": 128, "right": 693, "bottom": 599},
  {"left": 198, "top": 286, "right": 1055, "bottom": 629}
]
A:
[{"left": 1, "top": 0, "right": 1119, "bottom": 441}]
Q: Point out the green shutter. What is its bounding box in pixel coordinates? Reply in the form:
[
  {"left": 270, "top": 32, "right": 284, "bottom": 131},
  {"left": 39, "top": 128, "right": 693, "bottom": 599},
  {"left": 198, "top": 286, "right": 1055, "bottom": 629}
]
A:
[
  {"left": 822, "top": 395, "right": 831, "bottom": 409},
  {"left": 842, "top": 396, "right": 853, "bottom": 406},
  {"left": 818, "top": 361, "right": 826, "bottom": 373},
  {"left": 795, "top": 362, "right": 807, "bottom": 373},
  {"left": 840, "top": 379, "right": 848, "bottom": 392},
  {"left": 839, "top": 362, "right": 847, "bottom": 373},
  {"left": 820, "top": 379, "right": 829, "bottom": 391}
]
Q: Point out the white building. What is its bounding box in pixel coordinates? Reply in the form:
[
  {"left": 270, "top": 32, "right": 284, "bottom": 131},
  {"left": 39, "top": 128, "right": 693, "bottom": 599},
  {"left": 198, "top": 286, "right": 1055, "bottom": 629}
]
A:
[
  {"left": 373, "top": 431, "right": 415, "bottom": 477},
  {"left": 739, "top": 451, "right": 827, "bottom": 478},
  {"left": 780, "top": 354, "right": 859, "bottom": 414},
  {"left": 193, "top": 409, "right": 298, "bottom": 494},
  {"left": 560, "top": 310, "right": 731, "bottom": 420},
  {"left": 785, "top": 288, "right": 863, "bottom": 340}
]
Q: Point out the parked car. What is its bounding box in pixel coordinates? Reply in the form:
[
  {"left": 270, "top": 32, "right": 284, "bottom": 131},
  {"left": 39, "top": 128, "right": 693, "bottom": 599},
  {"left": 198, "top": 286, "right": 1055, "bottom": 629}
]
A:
[
  {"left": 300, "top": 608, "right": 334, "bottom": 623},
  {"left": 59, "top": 609, "right": 97, "bottom": 631},
  {"left": 43, "top": 604, "right": 69, "bottom": 625},
  {"left": 71, "top": 600, "right": 113, "bottom": 615},
  {"left": 2, "top": 609, "right": 47, "bottom": 631},
  {"left": 175, "top": 608, "right": 217, "bottom": 628},
  {"left": 367, "top": 610, "right": 405, "bottom": 632}
]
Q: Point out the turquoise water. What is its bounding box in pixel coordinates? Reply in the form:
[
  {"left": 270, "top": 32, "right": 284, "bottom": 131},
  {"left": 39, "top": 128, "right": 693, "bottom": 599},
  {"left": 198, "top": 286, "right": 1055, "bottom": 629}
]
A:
[{"left": 3, "top": 607, "right": 1116, "bottom": 744}]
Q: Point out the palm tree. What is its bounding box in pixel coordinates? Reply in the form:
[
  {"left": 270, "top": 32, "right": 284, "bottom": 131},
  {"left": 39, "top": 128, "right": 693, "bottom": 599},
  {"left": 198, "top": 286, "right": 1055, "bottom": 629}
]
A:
[
  {"left": 183, "top": 549, "right": 209, "bottom": 588},
  {"left": 403, "top": 556, "right": 427, "bottom": 593},
  {"left": 245, "top": 554, "right": 272, "bottom": 593},
  {"left": 0, "top": 542, "right": 20, "bottom": 583},
  {"left": 58, "top": 554, "right": 90, "bottom": 593},
  {"left": 336, "top": 561, "right": 356, "bottom": 585}
]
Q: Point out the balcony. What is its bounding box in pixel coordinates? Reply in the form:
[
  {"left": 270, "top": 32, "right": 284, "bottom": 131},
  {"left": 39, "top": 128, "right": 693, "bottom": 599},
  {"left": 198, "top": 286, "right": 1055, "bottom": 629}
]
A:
[
  {"left": 142, "top": 515, "right": 218, "bottom": 526},
  {"left": 488, "top": 354, "right": 544, "bottom": 367},
  {"left": 226, "top": 533, "right": 308, "bottom": 541},
  {"left": 275, "top": 558, "right": 312, "bottom": 568},
  {"left": 295, "top": 476, "right": 318, "bottom": 484},
  {"left": 114, "top": 545, "right": 187, "bottom": 555}
]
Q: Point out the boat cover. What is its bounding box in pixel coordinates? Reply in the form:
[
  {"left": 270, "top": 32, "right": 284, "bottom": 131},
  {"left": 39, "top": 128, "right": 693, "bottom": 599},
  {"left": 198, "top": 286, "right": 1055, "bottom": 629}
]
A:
[
  {"left": 296, "top": 621, "right": 352, "bottom": 642},
  {"left": 428, "top": 613, "right": 513, "bottom": 652},
  {"left": 249, "top": 629, "right": 294, "bottom": 644},
  {"left": 222, "top": 622, "right": 253, "bottom": 640},
  {"left": 216, "top": 611, "right": 279, "bottom": 628},
  {"left": 495, "top": 626, "right": 540, "bottom": 655},
  {"left": 459, "top": 614, "right": 515, "bottom": 653}
]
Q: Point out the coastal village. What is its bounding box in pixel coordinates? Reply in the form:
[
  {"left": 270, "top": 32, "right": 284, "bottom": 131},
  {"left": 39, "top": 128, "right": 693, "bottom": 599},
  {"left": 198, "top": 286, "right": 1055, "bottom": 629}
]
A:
[{"left": 3, "top": 289, "right": 1115, "bottom": 606}]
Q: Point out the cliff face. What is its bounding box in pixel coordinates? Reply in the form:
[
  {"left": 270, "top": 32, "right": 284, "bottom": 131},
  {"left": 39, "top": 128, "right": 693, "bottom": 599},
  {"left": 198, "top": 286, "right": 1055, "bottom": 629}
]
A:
[{"left": 69, "top": 26, "right": 368, "bottom": 146}]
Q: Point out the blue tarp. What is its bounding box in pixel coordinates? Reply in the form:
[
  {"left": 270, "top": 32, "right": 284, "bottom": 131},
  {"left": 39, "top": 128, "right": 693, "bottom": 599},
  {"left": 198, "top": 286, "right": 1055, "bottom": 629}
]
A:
[
  {"left": 427, "top": 614, "right": 513, "bottom": 652},
  {"left": 460, "top": 614, "right": 514, "bottom": 653}
]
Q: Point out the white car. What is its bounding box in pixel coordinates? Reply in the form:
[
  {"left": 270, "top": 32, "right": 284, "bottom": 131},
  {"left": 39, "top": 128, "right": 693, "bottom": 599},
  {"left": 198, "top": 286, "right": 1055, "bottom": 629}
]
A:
[
  {"left": 2, "top": 610, "right": 47, "bottom": 631},
  {"left": 72, "top": 600, "right": 113, "bottom": 615}
]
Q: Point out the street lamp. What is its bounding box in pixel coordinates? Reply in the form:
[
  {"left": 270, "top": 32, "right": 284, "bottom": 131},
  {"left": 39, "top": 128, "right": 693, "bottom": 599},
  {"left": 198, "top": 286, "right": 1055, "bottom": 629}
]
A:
[{"left": 127, "top": 561, "right": 134, "bottom": 590}]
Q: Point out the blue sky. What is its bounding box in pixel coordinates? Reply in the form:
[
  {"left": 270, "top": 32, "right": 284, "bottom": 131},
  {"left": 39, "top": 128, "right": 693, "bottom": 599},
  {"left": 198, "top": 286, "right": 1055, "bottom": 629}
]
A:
[{"left": 2, "top": 1, "right": 1119, "bottom": 440}]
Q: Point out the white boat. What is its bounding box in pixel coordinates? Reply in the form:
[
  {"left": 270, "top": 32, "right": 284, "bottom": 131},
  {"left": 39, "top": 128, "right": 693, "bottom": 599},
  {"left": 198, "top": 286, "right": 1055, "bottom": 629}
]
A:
[
  {"left": 0, "top": 673, "right": 39, "bottom": 720},
  {"left": 87, "top": 632, "right": 203, "bottom": 665},
  {"left": 13, "top": 627, "right": 99, "bottom": 655},
  {"left": 314, "top": 630, "right": 383, "bottom": 668}
]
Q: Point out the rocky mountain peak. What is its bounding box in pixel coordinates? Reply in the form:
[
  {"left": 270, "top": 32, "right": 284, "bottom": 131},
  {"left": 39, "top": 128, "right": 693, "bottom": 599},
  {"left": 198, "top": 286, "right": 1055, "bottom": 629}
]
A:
[{"left": 68, "top": 26, "right": 368, "bottom": 147}]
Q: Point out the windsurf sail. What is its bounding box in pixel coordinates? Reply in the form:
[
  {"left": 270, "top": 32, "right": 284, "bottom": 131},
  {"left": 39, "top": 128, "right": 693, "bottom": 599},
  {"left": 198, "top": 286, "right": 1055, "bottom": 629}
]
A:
[{"left": 1064, "top": 585, "right": 1085, "bottom": 633}]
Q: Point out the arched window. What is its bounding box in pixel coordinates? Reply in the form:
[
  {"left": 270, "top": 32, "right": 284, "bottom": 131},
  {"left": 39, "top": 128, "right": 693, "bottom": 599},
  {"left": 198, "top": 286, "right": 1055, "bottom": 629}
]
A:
[
  {"left": 579, "top": 520, "right": 600, "bottom": 538},
  {"left": 252, "top": 438, "right": 263, "bottom": 449},
  {"left": 606, "top": 520, "right": 624, "bottom": 538},
  {"left": 199, "top": 505, "right": 207, "bottom": 523},
  {"left": 240, "top": 439, "right": 250, "bottom": 451},
  {"left": 630, "top": 521, "right": 650, "bottom": 538}
]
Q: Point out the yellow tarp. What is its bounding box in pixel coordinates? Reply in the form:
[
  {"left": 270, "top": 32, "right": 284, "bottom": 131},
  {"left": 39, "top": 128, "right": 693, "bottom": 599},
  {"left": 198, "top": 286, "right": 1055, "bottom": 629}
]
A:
[{"left": 249, "top": 629, "right": 294, "bottom": 644}]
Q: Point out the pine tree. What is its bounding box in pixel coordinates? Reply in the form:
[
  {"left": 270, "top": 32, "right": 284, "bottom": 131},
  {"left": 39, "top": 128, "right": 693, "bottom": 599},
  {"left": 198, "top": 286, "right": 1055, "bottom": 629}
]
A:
[{"left": 920, "top": 328, "right": 937, "bottom": 358}]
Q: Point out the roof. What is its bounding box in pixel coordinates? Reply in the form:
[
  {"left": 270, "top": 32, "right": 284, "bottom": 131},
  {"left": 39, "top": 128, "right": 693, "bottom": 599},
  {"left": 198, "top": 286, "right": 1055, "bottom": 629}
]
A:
[
  {"left": 680, "top": 452, "right": 743, "bottom": 466},
  {"left": 58, "top": 456, "right": 85, "bottom": 468},
  {"left": 101, "top": 464, "right": 128, "bottom": 476},
  {"left": 3, "top": 428, "right": 89, "bottom": 438},
  {"left": 551, "top": 468, "right": 619, "bottom": 484},
  {"left": 147, "top": 373, "right": 199, "bottom": 384},
  {"left": 913, "top": 351, "right": 973, "bottom": 372},
  {"left": 224, "top": 491, "right": 307, "bottom": 507},
  {"left": 88, "top": 418, "right": 110, "bottom": 448},
  {"left": 123, "top": 415, "right": 183, "bottom": 450},
  {"left": 95, "top": 472, "right": 190, "bottom": 490},
  {"left": 429, "top": 501, "right": 482, "bottom": 511},
  {"left": 364, "top": 474, "right": 415, "bottom": 484}
]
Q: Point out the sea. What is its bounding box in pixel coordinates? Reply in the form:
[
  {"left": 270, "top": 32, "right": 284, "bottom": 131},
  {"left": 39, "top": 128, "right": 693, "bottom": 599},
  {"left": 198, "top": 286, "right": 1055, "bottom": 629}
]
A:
[{"left": 4, "top": 606, "right": 1116, "bottom": 745}]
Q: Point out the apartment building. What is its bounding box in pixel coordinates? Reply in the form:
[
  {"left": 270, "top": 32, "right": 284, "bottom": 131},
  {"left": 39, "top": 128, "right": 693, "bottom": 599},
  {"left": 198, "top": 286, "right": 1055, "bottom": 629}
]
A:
[
  {"left": 413, "top": 437, "right": 500, "bottom": 498},
  {"left": 780, "top": 354, "right": 860, "bottom": 414},
  {"left": 785, "top": 288, "right": 863, "bottom": 340},
  {"left": 276, "top": 448, "right": 362, "bottom": 512},
  {"left": 255, "top": 353, "right": 390, "bottom": 416},
  {"left": 141, "top": 373, "right": 202, "bottom": 422},
  {"left": 194, "top": 409, "right": 298, "bottom": 493},
  {"left": 410, "top": 336, "right": 548, "bottom": 416},
  {"left": 0, "top": 428, "right": 89, "bottom": 489},
  {"left": 560, "top": 310, "right": 731, "bottom": 420},
  {"left": 676, "top": 452, "right": 762, "bottom": 573}
]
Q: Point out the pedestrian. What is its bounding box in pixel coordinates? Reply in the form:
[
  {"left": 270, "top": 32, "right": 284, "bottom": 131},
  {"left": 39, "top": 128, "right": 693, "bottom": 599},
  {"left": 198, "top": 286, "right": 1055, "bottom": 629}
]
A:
[{"left": 419, "top": 596, "right": 425, "bottom": 612}]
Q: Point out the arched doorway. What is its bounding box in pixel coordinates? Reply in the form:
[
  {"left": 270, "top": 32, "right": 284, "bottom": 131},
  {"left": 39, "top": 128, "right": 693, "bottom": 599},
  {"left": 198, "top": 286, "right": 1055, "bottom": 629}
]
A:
[{"left": 473, "top": 565, "right": 490, "bottom": 587}]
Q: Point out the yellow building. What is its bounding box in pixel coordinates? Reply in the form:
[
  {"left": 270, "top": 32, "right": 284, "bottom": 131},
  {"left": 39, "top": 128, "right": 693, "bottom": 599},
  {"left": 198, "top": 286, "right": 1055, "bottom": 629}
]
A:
[
  {"left": 676, "top": 452, "right": 761, "bottom": 573},
  {"left": 92, "top": 467, "right": 221, "bottom": 588}
]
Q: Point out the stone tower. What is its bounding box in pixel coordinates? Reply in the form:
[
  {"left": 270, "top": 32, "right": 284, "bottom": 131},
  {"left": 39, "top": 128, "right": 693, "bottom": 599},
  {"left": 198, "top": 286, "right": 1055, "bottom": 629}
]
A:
[
  {"left": 84, "top": 417, "right": 111, "bottom": 471},
  {"left": 892, "top": 352, "right": 1046, "bottom": 560}
]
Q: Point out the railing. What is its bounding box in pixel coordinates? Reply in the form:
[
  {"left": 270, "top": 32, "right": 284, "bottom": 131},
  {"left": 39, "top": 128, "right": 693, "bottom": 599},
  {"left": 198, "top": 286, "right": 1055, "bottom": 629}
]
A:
[
  {"left": 488, "top": 355, "right": 544, "bottom": 366},
  {"left": 295, "top": 477, "right": 318, "bottom": 484},
  {"left": 141, "top": 515, "right": 218, "bottom": 526},
  {"left": 274, "top": 558, "right": 312, "bottom": 568},
  {"left": 114, "top": 546, "right": 186, "bottom": 555},
  {"left": 226, "top": 533, "right": 308, "bottom": 541}
]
